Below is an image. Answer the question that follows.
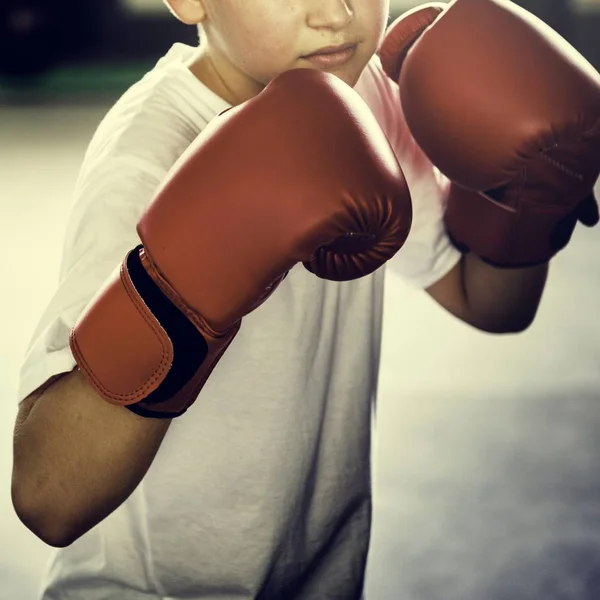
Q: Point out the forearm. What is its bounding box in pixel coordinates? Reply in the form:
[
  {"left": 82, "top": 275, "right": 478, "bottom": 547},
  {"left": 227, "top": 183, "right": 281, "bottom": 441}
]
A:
[
  {"left": 460, "top": 252, "right": 549, "bottom": 333},
  {"left": 12, "top": 367, "right": 170, "bottom": 547}
]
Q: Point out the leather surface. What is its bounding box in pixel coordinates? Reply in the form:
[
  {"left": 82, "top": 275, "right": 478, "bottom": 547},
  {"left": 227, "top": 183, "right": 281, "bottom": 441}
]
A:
[{"left": 381, "top": 0, "right": 600, "bottom": 266}]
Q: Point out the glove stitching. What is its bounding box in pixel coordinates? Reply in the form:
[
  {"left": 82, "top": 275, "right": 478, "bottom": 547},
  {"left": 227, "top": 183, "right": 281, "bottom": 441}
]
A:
[
  {"left": 141, "top": 249, "right": 226, "bottom": 340},
  {"left": 70, "top": 258, "right": 173, "bottom": 403},
  {"left": 119, "top": 257, "right": 173, "bottom": 396},
  {"left": 87, "top": 258, "right": 172, "bottom": 403},
  {"left": 538, "top": 152, "right": 584, "bottom": 182}
]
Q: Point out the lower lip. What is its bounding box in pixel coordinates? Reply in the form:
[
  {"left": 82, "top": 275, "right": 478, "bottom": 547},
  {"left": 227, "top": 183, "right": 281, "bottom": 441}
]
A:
[{"left": 303, "top": 45, "right": 356, "bottom": 68}]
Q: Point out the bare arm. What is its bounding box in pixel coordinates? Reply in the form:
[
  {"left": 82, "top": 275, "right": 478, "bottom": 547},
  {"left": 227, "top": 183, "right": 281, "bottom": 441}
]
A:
[
  {"left": 426, "top": 253, "right": 548, "bottom": 334},
  {"left": 11, "top": 367, "right": 171, "bottom": 547}
]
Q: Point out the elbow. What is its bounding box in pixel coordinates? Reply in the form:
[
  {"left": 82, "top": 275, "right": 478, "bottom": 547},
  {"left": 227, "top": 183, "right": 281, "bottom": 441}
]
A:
[
  {"left": 474, "top": 312, "right": 536, "bottom": 335},
  {"left": 503, "top": 316, "right": 535, "bottom": 334},
  {"left": 11, "top": 477, "right": 80, "bottom": 548},
  {"left": 463, "top": 295, "right": 541, "bottom": 335}
]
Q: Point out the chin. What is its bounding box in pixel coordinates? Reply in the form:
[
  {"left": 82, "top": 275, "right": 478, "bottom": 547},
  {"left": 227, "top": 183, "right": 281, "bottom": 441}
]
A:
[
  {"left": 329, "top": 62, "right": 368, "bottom": 88},
  {"left": 342, "top": 71, "right": 363, "bottom": 88},
  {"left": 325, "top": 68, "right": 357, "bottom": 87}
]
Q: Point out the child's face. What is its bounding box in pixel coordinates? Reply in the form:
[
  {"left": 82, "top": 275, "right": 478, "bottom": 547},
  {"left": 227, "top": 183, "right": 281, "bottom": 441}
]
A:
[{"left": 183, "top": 0, "right": 389, "bottom": 102}]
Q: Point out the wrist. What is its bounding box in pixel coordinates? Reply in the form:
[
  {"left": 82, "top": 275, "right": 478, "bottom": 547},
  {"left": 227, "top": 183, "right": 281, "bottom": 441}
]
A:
[{"left": 461, "top": 253, "right": 549, "bottom": 333}]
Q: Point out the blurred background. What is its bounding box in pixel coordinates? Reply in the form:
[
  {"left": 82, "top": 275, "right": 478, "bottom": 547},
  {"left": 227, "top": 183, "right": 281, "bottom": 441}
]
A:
[{"left": 1, "top": 0, "right": 599, "bottom": 598}]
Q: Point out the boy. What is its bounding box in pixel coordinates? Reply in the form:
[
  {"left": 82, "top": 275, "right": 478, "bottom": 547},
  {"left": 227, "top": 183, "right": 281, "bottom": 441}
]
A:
[{"left": 11, "top": 0, "right": 598, "bottom": 598}]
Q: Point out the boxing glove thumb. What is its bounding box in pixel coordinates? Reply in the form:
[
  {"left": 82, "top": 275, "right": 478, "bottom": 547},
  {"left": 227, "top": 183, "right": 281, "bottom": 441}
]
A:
[
  {"left": 577, "top": 192, "right": 600, "bottom": 227},
  {"left": 379, "top": 3, "right": 446, "bottom": 84}
]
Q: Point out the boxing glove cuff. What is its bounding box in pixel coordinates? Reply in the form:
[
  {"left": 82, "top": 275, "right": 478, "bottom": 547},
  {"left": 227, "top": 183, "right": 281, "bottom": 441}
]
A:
[
  {"left": 70, "top": 245, "right": 239, "bottom": 418},
  {"left": 444, "top": 185, "right": 591, "bottom": 268}
]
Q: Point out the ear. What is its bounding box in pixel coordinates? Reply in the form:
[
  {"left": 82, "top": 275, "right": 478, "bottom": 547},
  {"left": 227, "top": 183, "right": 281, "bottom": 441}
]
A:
[{"left": 163, "top": 0, "right": 207, "bottom": 25}]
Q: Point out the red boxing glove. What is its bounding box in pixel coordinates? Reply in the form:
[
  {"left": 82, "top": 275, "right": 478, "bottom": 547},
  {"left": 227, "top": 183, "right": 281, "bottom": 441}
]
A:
[
  {"left": 70, "top": 69, "right": 413, "bottom": 418},
  {"left": 380, "top": 0, "right": 600, "bottom": 267}
]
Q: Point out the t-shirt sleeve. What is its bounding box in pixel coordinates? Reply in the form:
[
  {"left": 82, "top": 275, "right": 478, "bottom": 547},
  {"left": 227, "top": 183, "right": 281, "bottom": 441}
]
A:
[
  {"left": 16, "top": 153, "right": 166, "bottom": 404},
  {"left": 354, "top": 56, "right": 461, "bottom": 289},
  {"left": 15, "top": 43, "right": 230, "bottom": 405}
]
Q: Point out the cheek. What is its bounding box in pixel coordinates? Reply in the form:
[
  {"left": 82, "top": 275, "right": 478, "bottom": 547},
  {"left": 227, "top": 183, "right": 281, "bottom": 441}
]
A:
[
  {"left": 357, "top": 0, "right": 389, "bottom": 45},
  {"left": 220, "top": 1, "right": 303, "bottom": 80}
]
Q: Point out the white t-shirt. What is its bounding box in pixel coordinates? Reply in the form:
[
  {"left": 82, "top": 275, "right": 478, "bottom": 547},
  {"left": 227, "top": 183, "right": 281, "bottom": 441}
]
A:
[{"left": 17, "top": 44, "right": 460, "bottom": 600}]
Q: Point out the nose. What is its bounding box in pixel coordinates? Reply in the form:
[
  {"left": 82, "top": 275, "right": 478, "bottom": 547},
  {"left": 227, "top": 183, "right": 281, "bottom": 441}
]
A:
[{"left": 306, "top": 0, "right": 354, "bottom": 31}]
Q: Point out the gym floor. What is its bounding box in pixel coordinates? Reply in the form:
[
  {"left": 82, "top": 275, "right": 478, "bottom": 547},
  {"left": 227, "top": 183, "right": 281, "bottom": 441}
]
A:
[{"left": 1, "top": 98, "right": 600, "bottom": 599}]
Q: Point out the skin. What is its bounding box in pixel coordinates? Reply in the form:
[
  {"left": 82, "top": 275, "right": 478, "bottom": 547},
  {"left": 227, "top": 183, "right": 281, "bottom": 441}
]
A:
[{"left": 165, "top": 0, "right": 389, "bottom": 103}]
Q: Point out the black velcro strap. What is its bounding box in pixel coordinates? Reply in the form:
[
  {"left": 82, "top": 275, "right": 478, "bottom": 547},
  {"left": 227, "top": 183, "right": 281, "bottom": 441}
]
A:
[{"left": 123, "top": 245, "right": 208, "bottom": 416}]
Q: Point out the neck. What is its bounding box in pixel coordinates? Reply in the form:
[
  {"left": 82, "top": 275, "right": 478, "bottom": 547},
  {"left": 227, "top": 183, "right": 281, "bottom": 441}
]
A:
[{"left": 189, "top": 44, "right": 264, "bottom": 106}]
